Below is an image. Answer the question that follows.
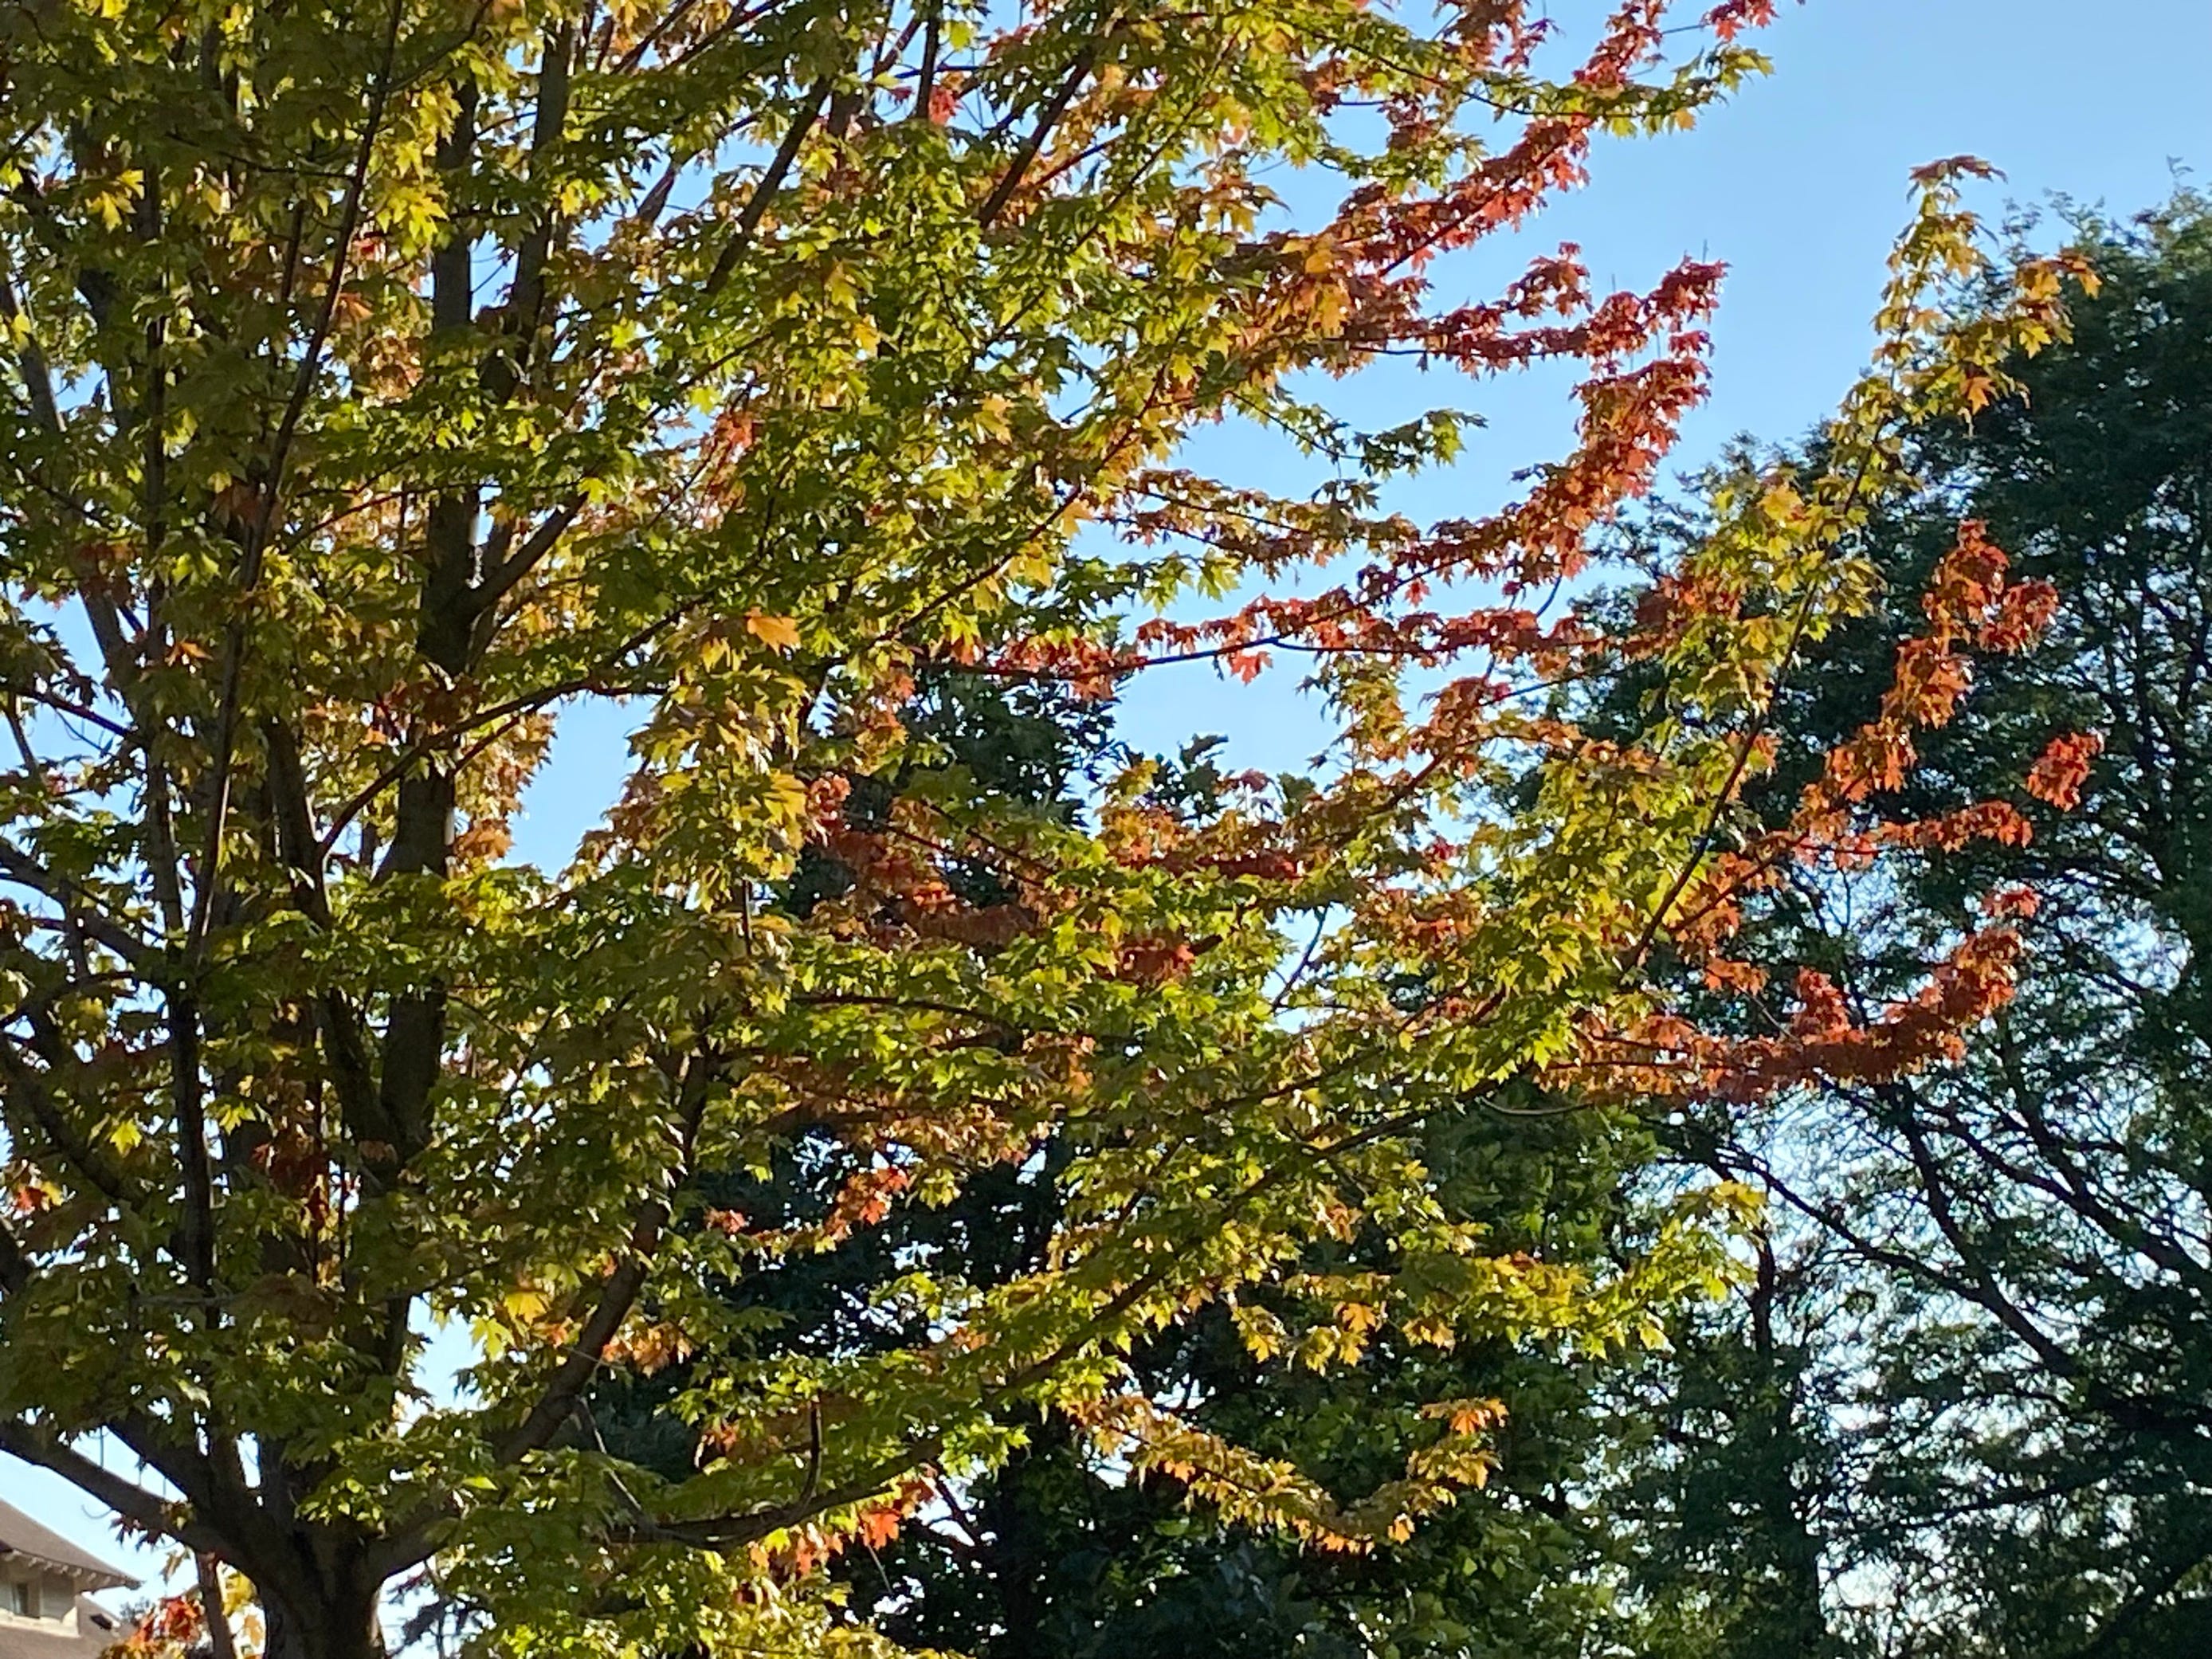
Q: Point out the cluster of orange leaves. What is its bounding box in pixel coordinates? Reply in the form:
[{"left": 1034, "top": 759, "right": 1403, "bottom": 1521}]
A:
[
  {"left": 2026, "top": 728, "right": 2103, "bottom": 810},
  {"left": 738, "top": 1479, "right": 935, "bottom": 1583},
  {"left": 1601, "top": 519, "right": 2101, "bottom": 1103},
  {"left": 804, "top": 771, "right": 1264, "bottom": 987},
  {"left": 992, "top": 247, "right": 1720, "bottom": 698},
  {"left": 982, "top": 4, "right": 1742, "bottom": 706},
  {"left": 120, "top": 1594, "right": 202, "bottom": 1657}
]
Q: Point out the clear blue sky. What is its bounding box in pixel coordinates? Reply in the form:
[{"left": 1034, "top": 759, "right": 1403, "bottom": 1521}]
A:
[{"left": 9, "top": 0, "right": 2206, "bottom": 1586}]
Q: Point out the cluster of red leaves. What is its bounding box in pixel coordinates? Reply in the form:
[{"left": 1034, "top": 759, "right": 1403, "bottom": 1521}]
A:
[
  {"left": 824, "top": 1164, "right": 912, "bottom": 1237},
  {"left": 1703, "top": 0, "right": 1780, "bottom": 41},
  {"left": 1668, "top": 520, "right": 2051, "bottom": 947},
  {"left": 806, "top": 779, "right": 1040, "bottom": 952},
  {"left": 970, "top": 6, "right": 1734, "bottom": 706},
  {"left": 1098, "top": 256, "right": 1720, "bottom": 685},
  {"left": 1807, "top": 521, "right": 2052, "bottom": 818},
  {"left": 991, "top": 261, "right": 1712, "bottom": 709}
]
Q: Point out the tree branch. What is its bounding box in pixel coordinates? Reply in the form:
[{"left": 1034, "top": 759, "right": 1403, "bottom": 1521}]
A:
[
  {"left": 0, "top": 1422, "right": 226, "bottom": 1554},
  {"left": 0, "top": 1216, "right": 32, "bottom": 1296},
  {"left": 0, "top": 845, "right": 155, "bottom": 968},
  {"left": 0, "top": 1037, "right": 143, "bottom": 1210},
  {"left": 702, "top": 78, "right": 830, "bottom": 298},
  {"left": 492, "top": 1049, "right": 720, "bottom": 1464},
  {"left": 190, "top": 0, "right": 410, "bottom": 959},
  {"left": 977, "top": 44, "right": 1100, "bottom": 229}
]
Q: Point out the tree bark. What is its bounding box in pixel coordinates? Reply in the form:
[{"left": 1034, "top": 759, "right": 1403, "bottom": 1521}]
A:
[{"left": 257, "top": 1568, "right": 387, "bottom": 1659}]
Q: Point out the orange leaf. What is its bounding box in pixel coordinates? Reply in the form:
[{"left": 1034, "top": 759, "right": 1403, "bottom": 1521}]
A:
[
  {"left": 2025, "top": 731, "right": 2102, "bottom": 810},
  {"left": 745, "top": 611, "right": 800, "bottom": 651}
]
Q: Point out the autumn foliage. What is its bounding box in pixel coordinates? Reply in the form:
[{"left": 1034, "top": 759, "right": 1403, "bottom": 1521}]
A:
[{"left": 0, "top": 3, "right": 2089, "bottom": 1657}]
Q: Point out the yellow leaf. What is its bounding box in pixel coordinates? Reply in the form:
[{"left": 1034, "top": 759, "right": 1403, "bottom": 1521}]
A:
[
  {"left": 501, "top": 1287, "right": 548, "bottom": 1323},
  {"left": 744, "top": 611, "right": 800, "bottom": 651}
]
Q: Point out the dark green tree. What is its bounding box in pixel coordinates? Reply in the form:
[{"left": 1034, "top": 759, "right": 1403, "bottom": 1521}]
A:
[
  {"left": 1598, "top": 1227, "right": 1857, "bottom": 1659},
  {"left": 1627, "top": 186, "right": 2212, "bottom": 1658},
  {"left": 837, "top": 1092, "right": 1675, "bottom": 1659}
]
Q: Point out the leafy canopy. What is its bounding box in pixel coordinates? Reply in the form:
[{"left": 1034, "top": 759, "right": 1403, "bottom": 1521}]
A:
[{"left": 0, "top": 1, "right": 2082, "bottom": 1653}]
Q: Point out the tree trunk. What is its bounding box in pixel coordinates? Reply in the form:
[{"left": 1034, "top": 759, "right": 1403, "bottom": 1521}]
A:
[{"left": 257, "top": 1572, "right": 387, "bottom": 1659}]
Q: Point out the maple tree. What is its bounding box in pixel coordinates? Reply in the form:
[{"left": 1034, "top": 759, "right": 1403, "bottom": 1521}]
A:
[{"left": 0, "top": 2, "right": 2089, "bottom": 1657}]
